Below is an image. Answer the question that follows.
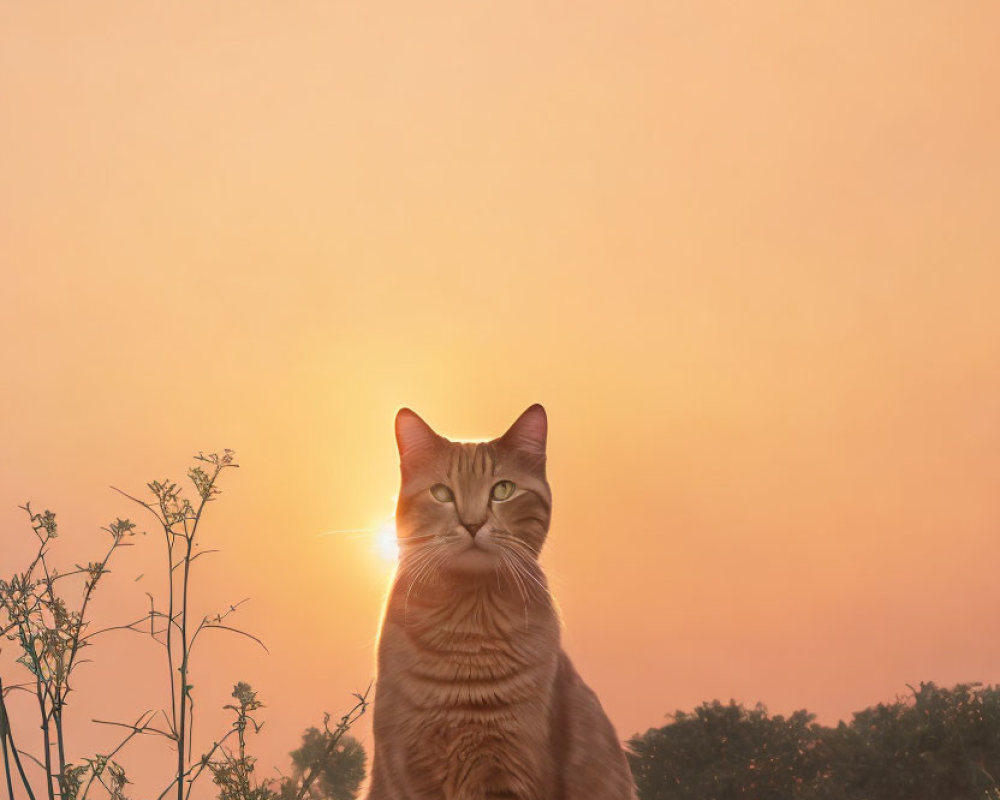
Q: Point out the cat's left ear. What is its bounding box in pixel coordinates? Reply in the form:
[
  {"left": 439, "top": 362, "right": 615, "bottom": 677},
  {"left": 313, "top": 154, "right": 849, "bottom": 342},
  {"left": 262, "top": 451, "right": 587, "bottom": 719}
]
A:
[{"left": 498, "top": 404, "right": 547, "bottom": 456}]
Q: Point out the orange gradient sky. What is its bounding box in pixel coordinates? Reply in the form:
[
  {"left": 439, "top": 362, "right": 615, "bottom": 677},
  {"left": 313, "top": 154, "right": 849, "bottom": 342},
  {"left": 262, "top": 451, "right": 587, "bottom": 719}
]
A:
[{"left": 2, "top": 2, "right": 1000, "bottom": 797}]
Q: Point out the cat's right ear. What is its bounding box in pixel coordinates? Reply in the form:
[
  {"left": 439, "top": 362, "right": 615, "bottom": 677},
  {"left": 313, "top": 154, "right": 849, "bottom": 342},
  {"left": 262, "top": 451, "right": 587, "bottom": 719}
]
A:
[
  {"left": 498, "top": 403, "right": 547, "bottom": 456},
  {"left": 395, "top": 408, "right": 444, "bottom": 465}
]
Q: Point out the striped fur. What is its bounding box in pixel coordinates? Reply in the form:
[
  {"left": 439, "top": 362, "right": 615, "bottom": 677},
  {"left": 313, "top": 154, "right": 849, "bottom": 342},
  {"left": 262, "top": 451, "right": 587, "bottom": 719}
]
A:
[{"left": 366, "top": 406, "right": 636, "bottom": 800}]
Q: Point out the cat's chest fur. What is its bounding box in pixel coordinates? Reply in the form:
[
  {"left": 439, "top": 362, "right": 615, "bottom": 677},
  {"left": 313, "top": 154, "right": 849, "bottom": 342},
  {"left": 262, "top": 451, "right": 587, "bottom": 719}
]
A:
[{"left": 374, "top": 586, "right": 561, "bottom": 798}]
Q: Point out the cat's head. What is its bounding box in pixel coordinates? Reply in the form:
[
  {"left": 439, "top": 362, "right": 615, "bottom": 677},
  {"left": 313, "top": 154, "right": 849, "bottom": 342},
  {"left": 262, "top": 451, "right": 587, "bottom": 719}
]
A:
[{"left": 393, "top": 404, "right": 552, "bottom": 580}]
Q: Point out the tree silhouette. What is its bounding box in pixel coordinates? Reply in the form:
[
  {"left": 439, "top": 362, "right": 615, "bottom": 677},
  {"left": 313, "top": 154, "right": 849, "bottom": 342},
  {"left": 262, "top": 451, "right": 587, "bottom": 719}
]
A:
[
  {"left": 627, "top": 684, "right": 1000, "bottom": 800},
  {"left": 278, "top": 728, "right": 366, "bottom": 800},
  {"left": 827, "top": 683, "right": 1000, "bottom": 800},
  {"left": 628, "top": 700, "right": 827, "bottom": 800}
]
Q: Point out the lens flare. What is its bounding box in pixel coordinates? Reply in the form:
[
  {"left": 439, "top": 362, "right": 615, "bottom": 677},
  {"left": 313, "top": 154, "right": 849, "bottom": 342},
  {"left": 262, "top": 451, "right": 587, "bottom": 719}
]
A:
[{"left": 375, "top": 517, "right": 399, "bottom": 562}]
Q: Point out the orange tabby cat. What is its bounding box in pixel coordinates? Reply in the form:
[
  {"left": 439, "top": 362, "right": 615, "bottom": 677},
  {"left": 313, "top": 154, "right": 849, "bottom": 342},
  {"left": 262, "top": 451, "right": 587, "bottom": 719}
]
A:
[{"left": 367, "top": 404, "right": 636, "bottom": 800}]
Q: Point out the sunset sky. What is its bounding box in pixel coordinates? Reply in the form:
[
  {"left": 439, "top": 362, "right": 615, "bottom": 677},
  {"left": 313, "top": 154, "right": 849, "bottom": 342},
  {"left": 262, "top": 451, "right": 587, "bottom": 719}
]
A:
[{"left": 2, "top": 1, "right": 1000, "bottom": 797}]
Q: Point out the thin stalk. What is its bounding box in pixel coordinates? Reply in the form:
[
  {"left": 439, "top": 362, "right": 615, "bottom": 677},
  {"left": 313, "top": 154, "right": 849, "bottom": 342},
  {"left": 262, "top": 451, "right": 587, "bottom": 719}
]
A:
[
  {"left": 172, "top": 729, "right": 235, "bottom": 800},
  {"left": 1, "top": 682, "right": 15, "bottom": 800},
  {"left": 112, "top": 455, "right": 234, "bottom": 800},
  {"left": 173, "top": 465, "right": 220, "bottom": 800},
  {"left": 60, "top": 534, "right": 120, "bottom": 680},
  {"left": 6, "top": 738, "right": 37, "bottom": 800},
  {"left": 35, "top": 684, "right": 54, "bottom": 800},
  {"left": 53, "top": 705, "right": 66, "bottom": 792},
  {"left": 1, "top": 734, "right": 13, "bottom": 800},
  {"left": 0, "top": 682, "right": 36, "bottom": 800},
  {"left": 34, "top": 548, "right": 68, "bottom": 794},
  {"left": 79, "top": 711, "right": 156, "bottom": 800},
  {"left": 175, "top": 534, "right": 193, "bottom": 800},
  {"left": 166, "top": 534, "right": 178, "bottom": 739}
]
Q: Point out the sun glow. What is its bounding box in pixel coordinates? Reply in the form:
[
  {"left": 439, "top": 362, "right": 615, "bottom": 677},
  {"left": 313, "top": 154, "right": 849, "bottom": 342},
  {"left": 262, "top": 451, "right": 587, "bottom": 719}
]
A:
[{"left": 375, "top": 517, "right": 399, "bottom": 562}]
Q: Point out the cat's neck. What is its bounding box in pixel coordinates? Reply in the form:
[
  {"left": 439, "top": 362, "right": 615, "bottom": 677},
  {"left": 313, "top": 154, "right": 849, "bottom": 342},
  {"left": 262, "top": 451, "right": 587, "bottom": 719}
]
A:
[{"left": 388, "top": 566, "right": 557, "bottom": 644}]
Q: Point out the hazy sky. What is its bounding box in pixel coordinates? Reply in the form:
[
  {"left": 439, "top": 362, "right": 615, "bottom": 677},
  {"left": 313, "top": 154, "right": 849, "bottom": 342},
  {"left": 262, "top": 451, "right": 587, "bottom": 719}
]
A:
[{"left": 2, "top": 2, "right": 999, "bottom": 797}]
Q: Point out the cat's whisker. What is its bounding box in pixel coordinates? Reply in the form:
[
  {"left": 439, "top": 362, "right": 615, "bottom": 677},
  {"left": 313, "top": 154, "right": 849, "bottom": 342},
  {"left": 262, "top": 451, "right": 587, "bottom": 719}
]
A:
[
  {"left": 403, "top": 549, "right": 433, "bottom": 627},
  {"left": 516, "top": 557, "right": 533, "bottom": 602},
  {"left": 402, "top": 542, "right": 449, "bottom": 626},
  {"left": 408, "top": 548, "right": 449, "bottom": 625},
  {"left": 505, "top": 547, "right": 549, "bottom": 601},
  {"left": 513, "top": 555, "right": 548, "bottom": 594},
  {"left": 501, "top": 552, "right": 530, "bottom": 626},
  {"left": 398, "top": 534, "right": 440, "bottom": 546},
  {"left": 489, "top": 530, "right": 550, "bottom": 601},
  {"left": 521, "top": 563, "right": 550, "bottom": 598},
  {"left": 410, "top": 541, "right": 439, "bottom": 576},
  {"left": 513, "top": 562, "right": 531, "bottom": 616},
  {"left": 500, "top": 550, "right": 526, "bottom": 603}
]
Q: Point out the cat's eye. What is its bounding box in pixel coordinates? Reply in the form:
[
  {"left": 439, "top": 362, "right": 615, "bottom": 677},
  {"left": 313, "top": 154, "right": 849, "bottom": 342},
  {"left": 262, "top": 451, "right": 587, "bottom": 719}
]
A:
[
  {"left": 490, "top": 480, "right": 516, "bottom": 502},
  {"left": 430, "top": 484, "right": 455, "bottom": 503}
]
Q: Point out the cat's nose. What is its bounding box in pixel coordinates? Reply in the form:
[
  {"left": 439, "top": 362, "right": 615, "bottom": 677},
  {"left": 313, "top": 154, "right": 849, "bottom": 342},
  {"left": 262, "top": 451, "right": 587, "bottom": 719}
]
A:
[{"left": 462, "top": 520, "right": 485, "bottom": 537}]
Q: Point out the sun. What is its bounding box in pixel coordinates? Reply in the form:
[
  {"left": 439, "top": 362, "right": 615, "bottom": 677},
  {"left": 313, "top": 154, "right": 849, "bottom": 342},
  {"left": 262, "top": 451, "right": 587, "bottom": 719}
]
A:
[{"left": 375, "top": 516, "right": 399, "bottom": 562}]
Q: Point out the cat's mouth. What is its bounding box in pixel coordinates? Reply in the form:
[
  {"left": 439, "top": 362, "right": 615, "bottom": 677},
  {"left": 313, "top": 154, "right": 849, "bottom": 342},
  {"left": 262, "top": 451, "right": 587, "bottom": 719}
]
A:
[{"left": 445, "top": 539, "right": 500, "bottom": 574}]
